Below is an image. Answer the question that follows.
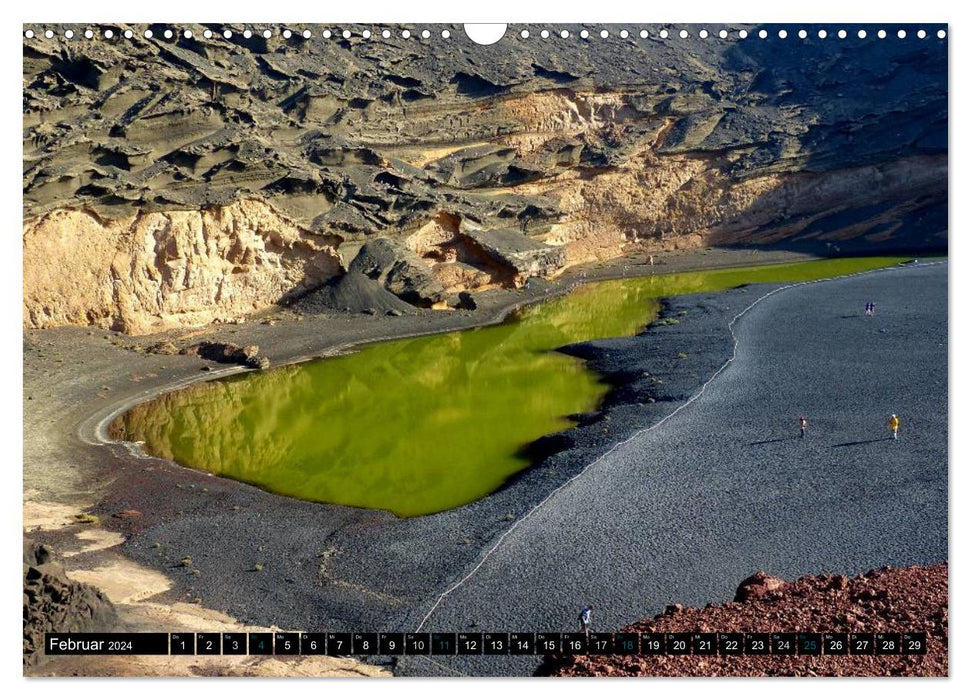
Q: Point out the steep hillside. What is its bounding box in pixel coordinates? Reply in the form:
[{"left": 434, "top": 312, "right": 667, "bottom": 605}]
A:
[{"left": 23, "top": 24, "right": 947, "bottom": 332}]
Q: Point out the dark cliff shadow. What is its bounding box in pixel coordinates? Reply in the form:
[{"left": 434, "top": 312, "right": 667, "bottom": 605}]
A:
[{"left": 700, "top": 25, "right": 947, "bottom": 256}]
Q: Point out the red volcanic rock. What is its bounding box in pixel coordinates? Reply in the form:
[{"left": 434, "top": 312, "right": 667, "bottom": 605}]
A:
[
  {"left": 735, "top": 571, "right": 787, "bottom": 602},
  {"left": 112, "top": 509, "right": 142, "bottom": 519},
  {"left": 538, "top": 564, "right": 947, "bottom": 677}
]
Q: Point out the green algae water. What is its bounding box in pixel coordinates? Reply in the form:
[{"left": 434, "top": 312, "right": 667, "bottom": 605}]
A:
[{"left": 110, "top": 256, "right": 906, "bottom": 516}]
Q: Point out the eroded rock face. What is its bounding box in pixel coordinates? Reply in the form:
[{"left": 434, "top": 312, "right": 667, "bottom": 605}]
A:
[
  {"left": 23, "top": 542, "right": 117, "bottom": 667},
  {"left": 462, "top": 228, "right": 568, "bottom": 286},
  {"left": 348, "top": 238, "right": 448, "bottom": 308},
  {"left": 23, "top": 199, "right": 342, "bottom": 334},
  {"left": 23, "top": 24, "right": 947, "bottom": 331}
]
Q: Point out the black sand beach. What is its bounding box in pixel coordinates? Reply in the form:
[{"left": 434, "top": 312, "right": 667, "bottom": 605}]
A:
[
  {"left": 23, "top": 256, "right": 946, "bottom": 677},
  {"left": 400, "top": 260, "right": 947, "bottom": 676}
]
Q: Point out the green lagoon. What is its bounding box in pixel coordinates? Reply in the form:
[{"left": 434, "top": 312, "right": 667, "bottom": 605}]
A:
[{"left": 109, "top": 257, "right": 906, "bottom": 516}]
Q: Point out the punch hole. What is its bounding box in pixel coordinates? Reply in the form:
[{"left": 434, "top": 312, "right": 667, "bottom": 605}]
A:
[{"left": 464, "top": 24, "right": 507, "bottom": 45}]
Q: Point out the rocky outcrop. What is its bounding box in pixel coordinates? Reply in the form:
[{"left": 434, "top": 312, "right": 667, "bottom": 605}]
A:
[
  {"left": 734, "top": 570, "right": 786, "bottom": 602},
  {"left": 348, "top": 238, "right": 448, "bottom": 308},
  {"left": 462, "top": 228, "right": 568, "bottom": 285},
  {"left": 538, "top": 564, "right": 948, "bottom": 677},
  {"left": 181, "top": 341, "right": 270, "bottom": 370},
  {"left": 23, "top": 24, "right": 947, "bottom": 331},
  {"left": 24, "top": 541, "right": 117, "bottom": 667},
  {"left": 23, "top": 199, "right": 343, "bottom": 334},
  {"left": 297, "top": 271, "right": 417, "bottom": 316}
]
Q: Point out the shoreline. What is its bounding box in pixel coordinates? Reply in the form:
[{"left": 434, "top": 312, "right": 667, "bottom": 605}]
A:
[
  {"left": 397, "top": 259, "right": 947, "bottom": 676},
  {"left": 78, "top": 247, "right": 822, "bottom": 450},
  {"left": 23, "top": 248, "right": 944, "bottom": 676}
]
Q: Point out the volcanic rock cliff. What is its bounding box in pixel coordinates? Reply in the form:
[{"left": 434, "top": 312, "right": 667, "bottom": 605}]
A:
[{"left": 23, "top": 23, "right": 947, "bottom": 333}]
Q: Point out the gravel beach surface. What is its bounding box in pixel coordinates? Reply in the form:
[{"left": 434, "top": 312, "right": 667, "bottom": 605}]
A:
[
  {"left": 23, "top": 256, "right": 946, "bottom": 678},
  {"left": 397, "top": 261, "right": 947, "bottom": 676}
]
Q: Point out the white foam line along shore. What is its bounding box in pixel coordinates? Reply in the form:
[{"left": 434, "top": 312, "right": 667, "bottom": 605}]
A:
[{"left": 414, "top": 259, "right": 943, "bottom": 633}]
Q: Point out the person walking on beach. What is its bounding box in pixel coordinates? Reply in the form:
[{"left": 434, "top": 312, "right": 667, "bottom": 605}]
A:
[
  {"left": 799, "top": 416, "right": 808, "bottom": 439},
  {"left": 889, "top": 414, "right": 900, "bottom": 440},
  {"left": 578, "top": 605, "right": 594, "bottom": 635}
]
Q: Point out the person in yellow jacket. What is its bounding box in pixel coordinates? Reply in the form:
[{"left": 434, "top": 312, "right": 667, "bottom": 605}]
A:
[{"left": 889, "top": 414, "right": 900, "bottom": 440}]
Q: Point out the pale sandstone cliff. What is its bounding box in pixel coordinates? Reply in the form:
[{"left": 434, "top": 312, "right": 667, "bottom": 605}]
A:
[
  {"left": 23, "top": 199, "right": 341, "bottom": 333},
  {"left": 23, "top": 24, "right": 947, "bottom": 333}
]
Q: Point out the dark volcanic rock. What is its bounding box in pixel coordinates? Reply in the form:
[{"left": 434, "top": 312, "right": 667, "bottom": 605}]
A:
[
  {"left": 349, "top": 238, "right": 447, "bottom": 307},
  {"left": 298, "top": 271, "right": 416, "bottom": 315},
  {"left": 181, "top": 341, "right": 269, "bottom": 369},
  {"left": 462, "top": 228, "right": 568, "bottom": 284},
  {"left": 22, "top": 24, "right": 947, "bottom": 332},
  {"left": 23, "top": 541, "right": 116, "bottom": 667},
  {"left": 23, "top": 23, "right": 947, "bottom": 246}
]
